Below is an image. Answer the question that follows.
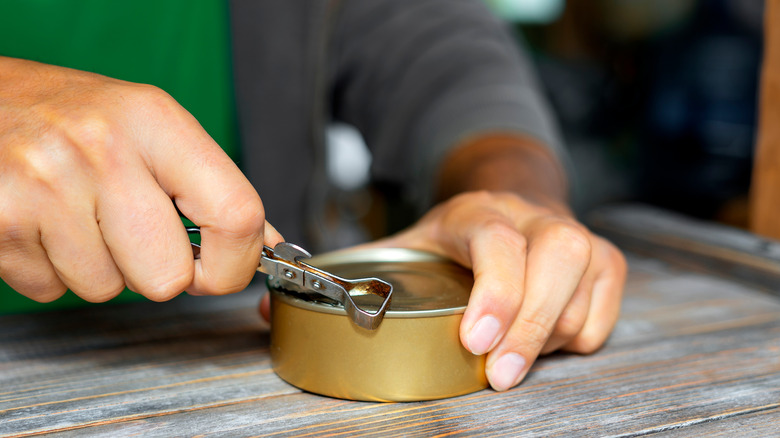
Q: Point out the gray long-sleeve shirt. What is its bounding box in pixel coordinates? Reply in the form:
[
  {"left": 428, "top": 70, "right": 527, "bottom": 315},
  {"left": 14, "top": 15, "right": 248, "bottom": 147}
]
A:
[{"left": 231, "top": 0, "right": 564, "bottom": 248}]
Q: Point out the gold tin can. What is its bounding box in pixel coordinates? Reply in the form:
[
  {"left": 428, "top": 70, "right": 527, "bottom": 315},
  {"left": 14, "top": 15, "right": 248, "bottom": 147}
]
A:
[{"left": 269, "top": 248, "right": 488, "bottom": 402}]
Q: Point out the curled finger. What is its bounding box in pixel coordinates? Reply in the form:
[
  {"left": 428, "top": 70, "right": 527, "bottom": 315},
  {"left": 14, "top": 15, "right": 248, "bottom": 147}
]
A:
[
  {"left": 458, "top": 220, "right": 528, "bottom": 356},
  {"left": 563, "top": 237, "right": 627, "bottom": 354},
  {"left": 485, "top": 219, "right": 591, "bottom": 391}
]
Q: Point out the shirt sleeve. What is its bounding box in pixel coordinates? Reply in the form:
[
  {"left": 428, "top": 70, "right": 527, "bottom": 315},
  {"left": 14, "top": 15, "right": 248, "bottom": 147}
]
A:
[{"left": 328, "top": 0, "right": 568, "bottom": 209}]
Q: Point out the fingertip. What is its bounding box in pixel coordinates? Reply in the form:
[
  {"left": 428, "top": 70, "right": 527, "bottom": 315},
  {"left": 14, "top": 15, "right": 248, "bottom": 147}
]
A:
[
  {"left": 561, "top": 242, "right": 627, "bottom": 355},
  {"left": 25, "top": 284, "right": 68, "bottom": 303},
  {"left": 190, "top": 262, "right": 254, "bottom": 296},
  {"left": 0, "top": 260, "right": 69, "bottom": 303},
  {"left": 75, "top": 281, "right": 126, "bottom": 303},
  {"left": 462, "top": 314, "right": 502, "bottom": 355},
  {"left": 561, "top": 285, "right": 619, "bottom": 354},
  {"left": 487, "top": 352, "right": 527, "bottom": 391},
  {"left": 185, "top": 195, "right": 271, "bottom": 296},
  {"left": 123, "top": 254, "right": 194, "bottom": 301},
  {"left": 263, "top": 221, "right": 285, "bottom": 247},
  {"left": 563, "top": 334, "right": 606, "bottom": 355}
]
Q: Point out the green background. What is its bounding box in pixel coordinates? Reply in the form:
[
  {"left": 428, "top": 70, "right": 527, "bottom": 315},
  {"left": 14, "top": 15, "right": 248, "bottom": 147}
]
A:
[{"left": 0, "top": 0, "right": 236, "bottom": 313}]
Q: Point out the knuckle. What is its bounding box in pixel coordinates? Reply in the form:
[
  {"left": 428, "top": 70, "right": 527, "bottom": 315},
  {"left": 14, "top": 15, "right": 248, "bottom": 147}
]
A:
[
  {"left": 610, "top": 243, "right": 629, "bottom": 274},
  {"left": 567, "top": 332, "right": 606, "bottom": 354},
  {"left": 66, "top": 116, "right": 113, "bottom": 151},
  {"left": 28, "top": 285, "right": 68, "bottom": 303},
  {"left": 134, "top": 266, "right": 192, "bottom": 302},
  {"left": 481, "top": 219, "right": 527, "bottom": 248},
  {"left": 9, "top": 140, "right": 68, "bottom": 188},
  {"left": 77, "top": 277, "right": 127, "bottom": 303},
  {"left": 216, "top": 192, "right": 265, "bottom": 239},
  {"left": 597, "top": 237, "right": 629, "bottom": 285},
  {"left": 0, "top": 218, "right": 33, "bottom": 248},
  {"left": 554, "top": 308, "right": 587, "bottom": 340},
  {"left": 7, "top": 135, "right": 97, "bottom": 192},
  {"left": 542, "top": 221, "right": 591, "bottom": 258},
  {"left": 134, "top": 83, "right": 170, "bottom": 103},
  {"left": 200, "top": 275, "right": 251, "bottom": 296},
  {"left": 517, "top": 313, "right": 556, "bottom": 349},
  {"left": 132, "top": 84, "right": 179, "bottom": 114},
  {"left": 1, "top": 270, "right": 67, "bottom": 303},
  {"left": 62, "top": 116, "right": 117, "bottom": 173}
]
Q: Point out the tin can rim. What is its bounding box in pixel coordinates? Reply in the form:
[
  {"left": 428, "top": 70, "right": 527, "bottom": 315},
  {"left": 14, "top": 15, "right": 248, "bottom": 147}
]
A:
[{"left": 269, "top": 247, "right": 471, "bottom": 318}]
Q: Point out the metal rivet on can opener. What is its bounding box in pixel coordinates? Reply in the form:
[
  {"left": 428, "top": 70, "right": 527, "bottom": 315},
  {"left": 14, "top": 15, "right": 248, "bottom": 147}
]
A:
[
  {"left": 312, "top": 280, "right": 322, "bottom": 289},
  {"left": 284, "top": 269, "right": 295, "bottom": 279}
]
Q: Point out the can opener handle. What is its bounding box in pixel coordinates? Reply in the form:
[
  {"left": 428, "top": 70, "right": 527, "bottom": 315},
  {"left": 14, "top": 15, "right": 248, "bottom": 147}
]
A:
[{"left": 186, "top": 228, "right": 393, "bottom": 330}]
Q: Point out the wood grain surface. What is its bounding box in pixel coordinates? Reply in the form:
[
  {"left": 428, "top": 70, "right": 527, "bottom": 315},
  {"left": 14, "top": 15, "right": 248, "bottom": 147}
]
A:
[
  {"left": 590, "top": 204, "right": 780, "bottom": 294},
  {"left": 1, "top": 240, "right": 779, "bottom": 436}
]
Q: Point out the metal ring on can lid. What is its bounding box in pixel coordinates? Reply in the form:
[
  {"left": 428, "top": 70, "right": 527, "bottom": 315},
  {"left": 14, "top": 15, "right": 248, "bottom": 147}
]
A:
[{"left": 269, "top": 248, "right": 488, "bottom": 402}]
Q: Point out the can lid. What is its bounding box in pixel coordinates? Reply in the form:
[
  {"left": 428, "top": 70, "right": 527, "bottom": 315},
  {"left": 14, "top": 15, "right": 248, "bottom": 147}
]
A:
[{"left": 269, "top": 248, "right": 474, "bottom": 318}]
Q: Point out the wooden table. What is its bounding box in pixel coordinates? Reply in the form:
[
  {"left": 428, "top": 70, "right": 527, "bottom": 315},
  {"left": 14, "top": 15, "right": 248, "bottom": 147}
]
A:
[{"left": 1, "top": 206, "right": 779, "bottom": 437}]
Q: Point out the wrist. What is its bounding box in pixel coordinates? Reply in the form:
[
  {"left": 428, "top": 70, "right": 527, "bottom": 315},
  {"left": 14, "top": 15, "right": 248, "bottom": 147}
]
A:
[{"left": 435, "top": 133, "right": 571, "bottom": 215}]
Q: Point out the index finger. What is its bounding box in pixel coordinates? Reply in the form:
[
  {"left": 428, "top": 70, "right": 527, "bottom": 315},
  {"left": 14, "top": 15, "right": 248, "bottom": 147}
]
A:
[
  {"left": 458, "top": 220, "right": 527, "bottom": 356},
  {"left": 140, "top": 96, "right": 282, "bottom": 295}
]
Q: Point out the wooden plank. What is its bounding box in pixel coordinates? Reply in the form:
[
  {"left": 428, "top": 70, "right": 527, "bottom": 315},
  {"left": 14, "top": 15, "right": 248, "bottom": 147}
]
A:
[
  {"left": 646, "top": 407, "right": 780, "bottom": 437},
  {"left": 1, "top": 256, "right": 779, "bottom": 437},
  {"left": 32, "top": 328, "right": 780, "bottom": 437},
  {"left": 588, "top": 204, "right": 780, "bottom": 294},
  {"left": 0, "top": 288, "right": 295, "bottom": 436}
]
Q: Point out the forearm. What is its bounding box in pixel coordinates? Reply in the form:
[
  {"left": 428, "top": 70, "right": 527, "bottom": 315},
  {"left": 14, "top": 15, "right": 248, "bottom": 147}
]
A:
[
  {"left": 332, "top": 0, "right": 566, "bottom": 205},
  {"left": 435, "top": 133, "right": 571, "bottom": 215}
]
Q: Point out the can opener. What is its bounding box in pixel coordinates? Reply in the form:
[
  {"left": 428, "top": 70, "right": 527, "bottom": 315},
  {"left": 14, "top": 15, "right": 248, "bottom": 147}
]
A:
[{"left": 187, "top": 228, "right": 393, "bottom": 330}]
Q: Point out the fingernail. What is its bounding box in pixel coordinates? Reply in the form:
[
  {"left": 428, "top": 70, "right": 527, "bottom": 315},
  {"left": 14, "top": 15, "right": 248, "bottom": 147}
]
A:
[
  {"left": 467, "top": 315, "right": 501, "bottom": 355},
  {"left": 488, "top": 353, "right": 526, "bottom": 391}
]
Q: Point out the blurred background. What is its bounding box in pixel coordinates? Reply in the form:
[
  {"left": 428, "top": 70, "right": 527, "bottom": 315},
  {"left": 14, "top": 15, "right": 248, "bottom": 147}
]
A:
[
  {"left": 512, "top": 0, "right": 764, "bottom": 227},
  {"left": 325, "top": 0, "right": 765, "bottom": 247}
]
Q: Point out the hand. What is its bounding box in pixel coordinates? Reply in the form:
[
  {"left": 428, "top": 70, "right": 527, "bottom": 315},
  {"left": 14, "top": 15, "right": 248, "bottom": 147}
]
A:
[
  {"left": 357, "top": 191, "right": 626, "bottom": 391},
  {"left": 0, "top": 57, "right": 283, "bottom": 303}
]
